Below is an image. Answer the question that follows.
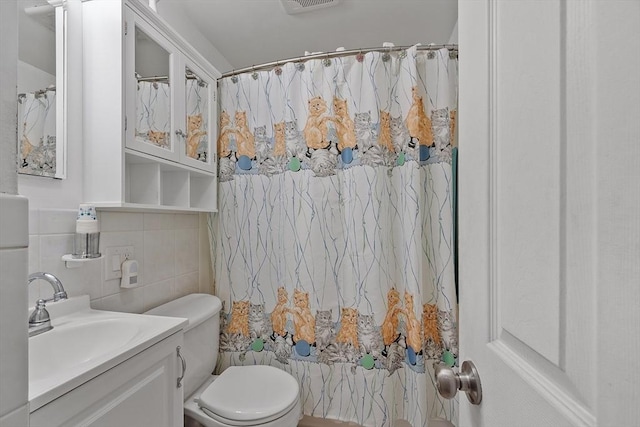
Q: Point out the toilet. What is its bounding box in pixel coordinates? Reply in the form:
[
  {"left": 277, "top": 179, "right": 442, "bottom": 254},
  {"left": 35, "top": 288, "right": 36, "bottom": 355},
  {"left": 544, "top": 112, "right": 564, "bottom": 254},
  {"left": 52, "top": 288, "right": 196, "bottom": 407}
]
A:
[{"left": 146, "top": 294, "right": 302, "bottom": 427}]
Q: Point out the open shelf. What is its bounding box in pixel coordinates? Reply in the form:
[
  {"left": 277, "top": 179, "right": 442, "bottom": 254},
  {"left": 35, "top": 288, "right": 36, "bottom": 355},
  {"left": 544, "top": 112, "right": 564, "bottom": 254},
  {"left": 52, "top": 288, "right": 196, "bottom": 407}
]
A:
[{"left": 124, "top": 150, "right": 217, "bottom": 212}]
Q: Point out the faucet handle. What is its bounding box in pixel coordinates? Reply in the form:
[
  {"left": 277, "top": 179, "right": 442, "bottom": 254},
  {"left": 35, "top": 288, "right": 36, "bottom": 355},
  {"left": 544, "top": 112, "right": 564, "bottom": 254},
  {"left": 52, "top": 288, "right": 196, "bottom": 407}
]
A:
[
  {"left": 28, "top": 299, "right": 53, "bottom": 337},
  {"left": 29, "top": 299, "right": 51, "bottom": 325}
]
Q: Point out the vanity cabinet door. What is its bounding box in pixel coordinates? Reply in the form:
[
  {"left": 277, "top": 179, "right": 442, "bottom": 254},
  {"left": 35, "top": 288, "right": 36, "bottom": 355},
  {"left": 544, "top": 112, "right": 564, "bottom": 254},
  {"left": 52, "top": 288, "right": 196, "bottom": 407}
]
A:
[
  {"left": 124, "top": 8, "right": 181, "bottom": 163},
  {"left": 29, "top": 332, "right": 184, "bottom": 427}
]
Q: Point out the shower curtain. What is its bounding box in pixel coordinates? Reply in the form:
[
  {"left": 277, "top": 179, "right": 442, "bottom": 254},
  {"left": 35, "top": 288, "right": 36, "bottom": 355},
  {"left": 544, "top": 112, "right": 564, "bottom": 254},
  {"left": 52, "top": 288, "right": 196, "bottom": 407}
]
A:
[
  {"left": 210, "top": 46, "right": 458, "bottom": 427},
  {"left": 18, "top": 90, "right": 56, "bottom": 177}
]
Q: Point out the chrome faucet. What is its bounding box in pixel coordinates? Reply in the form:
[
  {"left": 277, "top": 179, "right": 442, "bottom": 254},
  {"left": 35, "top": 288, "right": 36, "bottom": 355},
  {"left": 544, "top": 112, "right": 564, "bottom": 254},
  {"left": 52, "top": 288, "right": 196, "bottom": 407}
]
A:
[{"left": 27, "top": 272, "right": 68, "bottom": 337}]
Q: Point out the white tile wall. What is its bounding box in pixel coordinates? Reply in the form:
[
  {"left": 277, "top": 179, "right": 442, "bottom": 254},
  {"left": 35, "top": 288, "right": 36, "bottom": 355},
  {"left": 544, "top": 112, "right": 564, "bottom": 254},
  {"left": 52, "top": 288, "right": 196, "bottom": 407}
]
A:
[
  {"left": 27, "top": 209, "right": 213, "bottom": 313},
  {"left": 0, "top": 195, "right": 28, "bottom": 419}
]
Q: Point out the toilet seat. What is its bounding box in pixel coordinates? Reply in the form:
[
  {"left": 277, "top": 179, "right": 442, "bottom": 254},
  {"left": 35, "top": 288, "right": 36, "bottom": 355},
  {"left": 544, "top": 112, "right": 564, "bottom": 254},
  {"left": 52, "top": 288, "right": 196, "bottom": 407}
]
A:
[
  {"left": 195, "top": 365, "right": 300, "bottom": 426},
  {"left": 199, "top": 398, "right": 299, "bottom": 426}
]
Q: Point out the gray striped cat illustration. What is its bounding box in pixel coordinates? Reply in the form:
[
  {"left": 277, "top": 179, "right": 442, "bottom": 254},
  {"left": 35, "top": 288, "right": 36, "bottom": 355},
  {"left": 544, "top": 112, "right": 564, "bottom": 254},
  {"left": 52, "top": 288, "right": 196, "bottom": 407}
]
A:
[
  {"left": 272, "top": 334, "right": 293, "bottom": 364},
  {"left": 249, "top": 303, "right": 270, "bottom": 340},
  {"left": 357, "top": 313, "right": 384, "bottom": 359},
  {"left": 384, "top": 339, "right": 406, "bottom": 375},
  {"left": 285, "top": 120, "right": 305, "bottom": 158},
  {"left": 254, "top": 125, "right": 271, "bottom": 164},
  {"left": 307, "top": 148, "right": 337, "bottom": 177},
  {"left": 315, "top": 310, "right": 335, "bottom": 351},
  {"left": 354, "top": 112, "right": 374, "bottom": 151},
  {"left": 431, "top": 108, "right": 452, "bottom": 162},
  {"left": 390, "top": 115, "right": 412, "bottom": 155},
  {"left": 218, "top": 156, "right": 236, "bottom": 182},
  {"left": 438, "top": 308, "right": 458, "bottom": 357},
  {"left": 317, "top": 342, "right": 360, "bottom": 365}
]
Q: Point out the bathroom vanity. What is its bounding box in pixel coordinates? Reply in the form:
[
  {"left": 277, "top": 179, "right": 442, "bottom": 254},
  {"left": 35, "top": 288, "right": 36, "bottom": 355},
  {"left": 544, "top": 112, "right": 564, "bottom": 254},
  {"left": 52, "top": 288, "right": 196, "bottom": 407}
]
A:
[{"left": 28, "top": 296, "right": 187, "bottom": 427}]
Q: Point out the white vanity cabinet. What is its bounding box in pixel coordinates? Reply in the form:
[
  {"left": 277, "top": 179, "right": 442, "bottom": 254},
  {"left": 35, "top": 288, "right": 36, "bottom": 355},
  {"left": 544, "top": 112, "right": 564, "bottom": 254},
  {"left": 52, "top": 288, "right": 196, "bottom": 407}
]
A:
[
  {"left": 30, "top": 332, "right": 184, "bottom": 427},
  {"left": 82, "top": 0, "right": 219, "bottom": 212}
]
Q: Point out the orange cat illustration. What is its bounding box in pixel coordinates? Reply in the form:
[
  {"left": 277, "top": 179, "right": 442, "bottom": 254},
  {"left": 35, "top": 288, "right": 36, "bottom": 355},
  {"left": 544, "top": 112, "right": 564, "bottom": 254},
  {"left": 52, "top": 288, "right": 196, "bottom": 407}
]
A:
[
  {"left": 217, "top": 110, "right": 234, "bottom": 157},
  {"left": 147, "top": 129, "right": 168, "bottom": 148},
  {"left": 333, "top": 97, "right": 356, "bottom": 151},
  {"left": 235, "top": 111, "right": 256, "bottom": 158},
  {"left": 378, "top": 110, "right": 395, "bottom": 152},
  {"left": 292, "top": 289, "right": 315, "bottom": 343},
  {"left": 403, "top": 291, "right": 423, "bottom": 353},
  {"left": 20, "top": 122, "right": 35, "bottom": 160},
  {"left": 335, "top": 307, "right": 359, "bottom": 348},
  {"left": 303, "top": 96, "right": 332, "bottom": 150},
  {"left": 186, "top": 114, "right": 207, "bottom": 159},
  {"left": 271, "top": 286, "right": 290, "bottom": 337},
  {"left": 227, "top": 300, "right": 250, "bottom": 337},
  {"left": 405, "top": 86, "right": 433, "bottom": 147},
  {"left": 273, "top": 122, "right": 287, "bottom": 157},
  {"left": 449, "top": 109, "right": 457, "bottom": 147},
  {"left": 422, "top": 303, "right": 442, "bottom": 347},
  {"left": 382, "top": 287, "right": 403, "bottom": 346}
]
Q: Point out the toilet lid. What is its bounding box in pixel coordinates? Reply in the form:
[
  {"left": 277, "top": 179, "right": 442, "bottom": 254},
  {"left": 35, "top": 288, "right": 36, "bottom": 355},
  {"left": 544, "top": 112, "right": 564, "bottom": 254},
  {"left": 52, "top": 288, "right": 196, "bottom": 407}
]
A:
[{"left": 197, "top": 365, "right": 299, "bottom": 425}]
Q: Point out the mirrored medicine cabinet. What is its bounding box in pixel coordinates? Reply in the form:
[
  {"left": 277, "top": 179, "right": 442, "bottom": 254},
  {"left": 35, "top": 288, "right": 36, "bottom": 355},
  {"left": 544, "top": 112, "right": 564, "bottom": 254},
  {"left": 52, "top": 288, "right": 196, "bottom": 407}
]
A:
[
  {"left": 82, "top": 0, "right": 220, "bottom": 212},
  {"left": 17, "top": 0, "right": 66, "bottom": 179}
]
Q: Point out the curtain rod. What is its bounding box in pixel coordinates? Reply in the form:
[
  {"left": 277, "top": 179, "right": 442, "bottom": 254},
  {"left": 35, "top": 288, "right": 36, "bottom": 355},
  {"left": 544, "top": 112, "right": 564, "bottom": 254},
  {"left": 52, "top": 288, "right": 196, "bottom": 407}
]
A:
[
  {"left": 220, "top": 44, "right": 458, "bottom": 79},
  {"left": 136, "top": 73, "right": 201, "bottom": 83}
]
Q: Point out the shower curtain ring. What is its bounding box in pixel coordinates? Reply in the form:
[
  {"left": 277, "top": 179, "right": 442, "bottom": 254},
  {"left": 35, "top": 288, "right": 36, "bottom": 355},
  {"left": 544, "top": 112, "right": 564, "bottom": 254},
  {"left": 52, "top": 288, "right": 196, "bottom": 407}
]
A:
[
  {"left": 251, "top": 66, "right": 258, "bottom": 80},
  {"left": 356, "top": 49, "right": 364, "bottom": 63},
  {"left": 382, "top": 46, "right": 391, "bottom": 62},
  {"left": 323, "top": 54, "right": 332, "bottom": 67},
  {"left": 274, "top": 61, "right": 283, "bottom": 76}
]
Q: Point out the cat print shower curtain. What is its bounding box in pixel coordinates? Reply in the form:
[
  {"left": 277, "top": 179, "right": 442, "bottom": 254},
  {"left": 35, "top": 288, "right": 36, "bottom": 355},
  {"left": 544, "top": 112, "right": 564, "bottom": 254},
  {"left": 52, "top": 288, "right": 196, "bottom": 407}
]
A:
[{"left": 210, "top": 46, "right": 458, "bottom": 427}]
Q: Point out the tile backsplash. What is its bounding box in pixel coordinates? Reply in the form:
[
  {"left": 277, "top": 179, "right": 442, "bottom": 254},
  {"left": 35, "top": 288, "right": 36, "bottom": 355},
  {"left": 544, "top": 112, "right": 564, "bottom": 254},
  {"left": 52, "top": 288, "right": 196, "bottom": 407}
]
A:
[{"left": 28, "top": 209, "right": 213, "bottom": 313}]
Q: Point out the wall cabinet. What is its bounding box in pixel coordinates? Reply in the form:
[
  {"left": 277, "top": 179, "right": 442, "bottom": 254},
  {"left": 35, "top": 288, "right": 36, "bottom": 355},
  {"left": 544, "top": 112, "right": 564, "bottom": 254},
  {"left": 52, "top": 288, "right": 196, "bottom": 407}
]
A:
[
  {"left": 83, "top": 0, "right": 219, "bottom": 212},
  {"left": 29, "top": 332, "right": 184, "bottom": 427}
]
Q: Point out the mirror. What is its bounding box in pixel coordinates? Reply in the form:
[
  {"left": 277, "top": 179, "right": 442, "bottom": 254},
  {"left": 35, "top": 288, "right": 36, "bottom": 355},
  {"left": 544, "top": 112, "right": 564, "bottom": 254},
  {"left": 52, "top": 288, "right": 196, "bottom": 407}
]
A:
[
  {"left": 185, "top": 67, "right": 209, "bottom": 163},
  {"left": 135, "top": 26, "right": 172, "bottom": 152},
  {"left": 17, "top": 0, "right": 65, "bottom": 179}
]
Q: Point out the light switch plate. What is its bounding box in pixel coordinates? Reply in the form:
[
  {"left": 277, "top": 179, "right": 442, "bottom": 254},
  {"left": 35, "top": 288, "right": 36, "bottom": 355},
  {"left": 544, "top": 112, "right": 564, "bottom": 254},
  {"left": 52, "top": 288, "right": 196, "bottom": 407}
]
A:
[{"left": 104, "top": 246, "right": 134, "bottom": 281}]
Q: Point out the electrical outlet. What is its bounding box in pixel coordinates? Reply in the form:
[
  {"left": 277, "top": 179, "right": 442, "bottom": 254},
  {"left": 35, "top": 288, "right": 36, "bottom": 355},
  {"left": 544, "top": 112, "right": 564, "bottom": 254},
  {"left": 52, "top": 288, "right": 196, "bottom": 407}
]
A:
[{"left": 104, "top": 246, "right": 134, "bottom": 281}]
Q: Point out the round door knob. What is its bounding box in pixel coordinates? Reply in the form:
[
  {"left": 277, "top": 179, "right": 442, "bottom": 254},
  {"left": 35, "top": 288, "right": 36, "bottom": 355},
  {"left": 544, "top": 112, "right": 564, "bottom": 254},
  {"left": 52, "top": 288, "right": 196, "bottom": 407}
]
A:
[{"left": 434, "top": 360, "right": 482, "bottom": 405}]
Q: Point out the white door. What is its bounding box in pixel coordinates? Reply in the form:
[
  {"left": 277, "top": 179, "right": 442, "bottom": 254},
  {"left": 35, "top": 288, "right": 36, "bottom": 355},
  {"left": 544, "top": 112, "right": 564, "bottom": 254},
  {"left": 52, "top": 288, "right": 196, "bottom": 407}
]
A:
[{"left": 457, "top": 1, "right": 640, "bottom": 426}]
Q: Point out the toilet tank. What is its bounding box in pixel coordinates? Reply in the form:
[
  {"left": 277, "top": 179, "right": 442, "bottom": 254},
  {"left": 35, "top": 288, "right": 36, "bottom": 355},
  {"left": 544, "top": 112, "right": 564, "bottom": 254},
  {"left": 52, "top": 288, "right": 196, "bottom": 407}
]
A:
[{"left": 145, "top": 293, "right": 222, "bottom": 398}]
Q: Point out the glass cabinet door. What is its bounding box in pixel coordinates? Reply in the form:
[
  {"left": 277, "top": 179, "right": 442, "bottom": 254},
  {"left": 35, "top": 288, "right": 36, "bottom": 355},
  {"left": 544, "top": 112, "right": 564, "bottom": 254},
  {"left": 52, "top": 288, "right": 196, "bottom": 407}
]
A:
[
  {"left": 125, "top": 11, "right": 179, "bottom": 162},
  {"left": 177, "top": 61, "right": 217, "bottom": 173}
]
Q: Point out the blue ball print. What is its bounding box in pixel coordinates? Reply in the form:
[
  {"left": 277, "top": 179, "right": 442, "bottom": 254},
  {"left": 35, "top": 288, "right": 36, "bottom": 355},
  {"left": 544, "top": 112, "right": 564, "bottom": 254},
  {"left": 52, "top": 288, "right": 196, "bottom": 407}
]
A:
[
  {"left": 407, "top": 347, "right": 417, "bottom": 365},
  {"left": 419, "top": 145, "right": 430, "bottom": 161},
  {"left": 341, "top": 148, "right": 353, "bottom": 164},
  {"left": 295, "top": 340, "right": 311, "bottom": 357},
  {"left": 238, "top": 155, "right": 252, "bottom": 170}
]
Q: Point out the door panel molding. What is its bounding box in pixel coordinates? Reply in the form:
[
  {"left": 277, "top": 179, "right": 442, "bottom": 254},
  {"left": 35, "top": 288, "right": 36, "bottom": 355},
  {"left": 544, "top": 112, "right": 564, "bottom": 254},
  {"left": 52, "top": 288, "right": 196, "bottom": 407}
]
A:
[{"left": 489, "top": 339, "right": 595, "bottom": 427}]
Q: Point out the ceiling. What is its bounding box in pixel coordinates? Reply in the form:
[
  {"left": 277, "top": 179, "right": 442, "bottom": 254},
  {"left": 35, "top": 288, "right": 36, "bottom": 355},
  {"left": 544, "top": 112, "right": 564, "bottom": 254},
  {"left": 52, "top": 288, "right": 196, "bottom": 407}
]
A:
[{"left": 171, "top": 0, "right": 458, "bottom": 72}]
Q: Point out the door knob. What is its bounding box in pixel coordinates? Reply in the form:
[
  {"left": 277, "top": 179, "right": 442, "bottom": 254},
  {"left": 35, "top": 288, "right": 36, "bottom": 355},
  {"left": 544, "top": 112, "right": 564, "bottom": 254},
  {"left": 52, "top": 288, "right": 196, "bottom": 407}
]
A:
[{"left": 434, "top": 360, "right": 482, "bottom": 405}]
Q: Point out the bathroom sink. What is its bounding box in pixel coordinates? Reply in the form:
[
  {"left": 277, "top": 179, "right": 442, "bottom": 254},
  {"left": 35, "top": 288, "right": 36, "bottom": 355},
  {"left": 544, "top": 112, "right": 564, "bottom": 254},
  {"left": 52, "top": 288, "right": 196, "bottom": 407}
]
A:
[
  {"left": 29, "top": 318, "right": 140, "bottom": 382},
  {"left": 28, "top": 295, "right": 187, "bottom": 411}
]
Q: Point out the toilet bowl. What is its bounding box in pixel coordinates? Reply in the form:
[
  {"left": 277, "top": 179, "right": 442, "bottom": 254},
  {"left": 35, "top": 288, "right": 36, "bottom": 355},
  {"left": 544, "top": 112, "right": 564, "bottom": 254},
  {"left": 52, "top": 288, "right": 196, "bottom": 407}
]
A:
[{"left": 146, "top": 294, "right": 301, "bottom": 427}]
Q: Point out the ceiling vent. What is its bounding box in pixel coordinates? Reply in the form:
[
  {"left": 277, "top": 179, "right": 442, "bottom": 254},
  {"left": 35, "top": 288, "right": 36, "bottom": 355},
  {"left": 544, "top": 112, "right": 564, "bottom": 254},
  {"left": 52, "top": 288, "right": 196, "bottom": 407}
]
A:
[{"left": 280, "top": 0, "right": 341, "bottom": 15}]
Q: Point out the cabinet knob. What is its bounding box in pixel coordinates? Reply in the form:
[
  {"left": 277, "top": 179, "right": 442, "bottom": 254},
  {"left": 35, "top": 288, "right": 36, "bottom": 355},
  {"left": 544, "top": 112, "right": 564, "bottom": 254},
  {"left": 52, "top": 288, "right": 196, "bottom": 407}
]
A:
[{"left": 175, "top": 129, "right": 186, "bottom": 138}]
